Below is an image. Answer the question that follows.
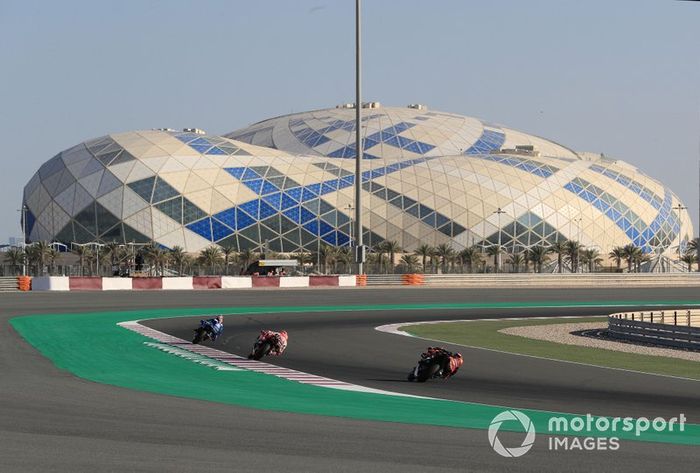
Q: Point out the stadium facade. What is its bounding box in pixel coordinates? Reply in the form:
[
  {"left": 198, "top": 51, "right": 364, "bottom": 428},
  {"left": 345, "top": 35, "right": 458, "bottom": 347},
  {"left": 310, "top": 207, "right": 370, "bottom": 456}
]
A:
[{"left": 21, "top": 104, "right": 693, "bottom": 257}]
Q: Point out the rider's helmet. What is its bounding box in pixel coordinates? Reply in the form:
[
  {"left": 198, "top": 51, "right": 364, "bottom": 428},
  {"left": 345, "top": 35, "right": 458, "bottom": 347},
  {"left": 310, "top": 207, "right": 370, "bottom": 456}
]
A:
[
  {"left": 279, "top": 330, "right": 288, "bottom": 340},
  {"left": 455, "top": 352, "right": 462, "bottom": 359},
  {"left": 217, "top": 315, "right": 224, "bottom": 324}
]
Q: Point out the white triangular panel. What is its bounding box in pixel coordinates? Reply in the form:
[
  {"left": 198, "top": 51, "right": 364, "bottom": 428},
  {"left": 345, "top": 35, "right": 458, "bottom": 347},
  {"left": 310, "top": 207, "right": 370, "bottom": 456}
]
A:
[
  {"left": 183, "top": 227, "right": 212, "bottom": 253},
  {"left": 122, "top": 187, "right": 150, "bottom": 219},
  {"left": 78, "top": 169, "right": 104, "bottom": 197},
  {"left": 124, "top": 208, "right": 153, "bottom": 238},
  {"left": 97, "top": 186, "right": 124, "bottom": 218}
]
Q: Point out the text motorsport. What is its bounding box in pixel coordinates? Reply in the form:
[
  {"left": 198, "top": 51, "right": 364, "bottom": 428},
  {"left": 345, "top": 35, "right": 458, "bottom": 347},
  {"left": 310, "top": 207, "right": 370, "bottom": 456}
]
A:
[{"left": 488, "top": 410, "right": 687, "bottom": 457}]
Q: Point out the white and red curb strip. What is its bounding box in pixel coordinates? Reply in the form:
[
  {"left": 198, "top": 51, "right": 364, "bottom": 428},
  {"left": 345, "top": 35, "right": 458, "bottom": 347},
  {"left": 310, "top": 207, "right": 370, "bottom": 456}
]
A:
[
  {"left": 118, "top": 320, "right": 423, "bottom": 396},
  {"left": 31, "top": 275, "right": 357, "bottom": 291}
]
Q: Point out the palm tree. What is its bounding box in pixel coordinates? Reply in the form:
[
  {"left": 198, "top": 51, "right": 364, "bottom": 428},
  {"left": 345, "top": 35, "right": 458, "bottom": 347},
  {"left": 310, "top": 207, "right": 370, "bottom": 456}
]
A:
[
  {"left": 221, "top": 245, "right": 237, "bottom": 276},
  {"left": 508, "top": 252, "right": 526, "bottom": 273},
  {"left": 434, "top": 243, "right": 454, "bottom": 274},
  {"left": 681, "top": 252, "right": 697, "bottom": 272},
  {"left": 373, "top": 242, "right": 388, "bottom": 273},
  {"left": 381, "top": 240, "right": 401, "bottom": 274},
  {"left": 400, "top": 254, "right": 419, "bottom": 273},
  {"left": 336, "top": 247, "right": 353, "bottom": 274},
  {"left": 459, "top": 246, "right": 482, "bottom": 274},
  {"left": 485, "top": 244, "right": 503, "bottom": 273},
  {"left": 169, "top": 246, "right": 187, "bottom": 275},
  {"left": 291, "top": 251, "right": 313, "bottom": 274},
  {"left": 621, "top": 243, "right": 639, "bottom": 272},
  {"left": 549, "top": 240, "right": 568, "bottom": 273},
  {"left": 564, "top": 240, "right": 583, "bottom": 273},
  {"left": 73, "top": 245, "right": 92, "bottom": 276},
  {"left": 198, "top": 246, "right": 223, "bottom": 275},
  {"left": 26, "top": 242, "right": 52, "bottom": 276},
  {"left": 4, "top": 247, "right": 25, "bottom": 275},
  {"left": 414, "top": 244, "right": 433, "bottom": 273},
  {"left": 104, "top": 242, "right": 121, "bottom": 274},
  {"left": 609, "top": 246, "right": 625, "bottom": 272},
  {"left": 238, "top": 248, "right": 257, "bottom": 274},
  {"left": 47, "top": 247, "right": 60, "bottom": 275},
  {"left": 581, "top": 248, "right": 602, "bottom": 273},
  {"left": 527, "top": 245, "right": 550, "bottom": 273},
  {"left": 319, "top": 244, "right": 337, "bottom": 274}
]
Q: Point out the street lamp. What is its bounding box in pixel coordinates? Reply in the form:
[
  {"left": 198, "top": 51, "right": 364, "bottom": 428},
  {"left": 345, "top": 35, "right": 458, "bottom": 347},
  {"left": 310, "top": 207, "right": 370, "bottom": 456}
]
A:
[
  {"left": 673, "top": 203, "right": 687, "bottom": 262},
  {"left": 573, "top": 217, "right": 583, "bottom": 273},
  {"left": 353, "top": 0, "right": 367, "bottom": 275},
  {"left": 493, "top": 207, "right": 506, "bottom": 273},
  {"left": 18, "top": 204, "right": 28, "bottom": 276},
  {"left": 344, "top": 204, "right": 354, "bottom": 246}
]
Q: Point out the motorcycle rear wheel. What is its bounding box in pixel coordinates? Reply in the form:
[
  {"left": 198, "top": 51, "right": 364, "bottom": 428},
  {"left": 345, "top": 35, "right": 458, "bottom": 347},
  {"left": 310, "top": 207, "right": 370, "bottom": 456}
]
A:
[
  {"left": 251, "top": 342, "right": 272, "bottom": 360},
  {"left": 192, "top": 327, "right": 206, "bottom": 344},
  {"left": 416, "top": 362, "right": 441, "bottom": 382}
]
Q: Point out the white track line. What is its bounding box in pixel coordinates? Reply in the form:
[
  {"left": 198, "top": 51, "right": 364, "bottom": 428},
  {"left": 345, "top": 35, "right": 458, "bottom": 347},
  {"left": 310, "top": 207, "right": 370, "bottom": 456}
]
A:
[
  {"left": 118, "top": 320, "right": 428, "bottom": 397},
  {"left": 375, "top": 316, "right": 700, "bottom": 383}
]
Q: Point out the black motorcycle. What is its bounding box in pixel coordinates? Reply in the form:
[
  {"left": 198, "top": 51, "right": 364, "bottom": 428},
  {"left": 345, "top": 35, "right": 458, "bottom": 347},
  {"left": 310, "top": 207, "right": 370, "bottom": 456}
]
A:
[
  {"left": 192, "top": 320, "right": 217, "bottom": 344},
  {"left": 407, "top": 355, "right": 444, "bottom": 382}
]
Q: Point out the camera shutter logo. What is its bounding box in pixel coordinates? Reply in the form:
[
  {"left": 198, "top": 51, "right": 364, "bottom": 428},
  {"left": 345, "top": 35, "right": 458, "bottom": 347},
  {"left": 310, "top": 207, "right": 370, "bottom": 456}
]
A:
[{"left": 488, "top": 410, "right": 536, "bottom": 458}]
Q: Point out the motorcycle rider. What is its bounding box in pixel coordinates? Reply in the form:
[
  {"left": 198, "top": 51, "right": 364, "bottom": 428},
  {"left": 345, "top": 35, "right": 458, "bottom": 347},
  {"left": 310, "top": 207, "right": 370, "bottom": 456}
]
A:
[
  {"left": 204, "top": 315, "right": 224, "bottom": 341},
  {"left": 263, "top": 329, "right": 288, "bottom": 355},
  {"left": 249, "top": 329, "right": 288, "bottom": 358},
  {"left": 422, "top": 346, "right": 463, "bottom": 378}
]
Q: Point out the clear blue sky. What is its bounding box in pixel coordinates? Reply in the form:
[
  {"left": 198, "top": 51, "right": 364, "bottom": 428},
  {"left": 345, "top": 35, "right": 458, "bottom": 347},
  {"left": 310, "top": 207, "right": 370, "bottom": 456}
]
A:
[{"left": 1, "top": 0, "right": 699, "bottom": 241}]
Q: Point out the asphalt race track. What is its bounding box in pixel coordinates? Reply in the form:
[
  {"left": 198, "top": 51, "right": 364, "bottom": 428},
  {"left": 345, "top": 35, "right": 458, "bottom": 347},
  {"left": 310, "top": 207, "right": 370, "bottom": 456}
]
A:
[{"left": 2, "top": 288, "right": 699, "bottom": 472}]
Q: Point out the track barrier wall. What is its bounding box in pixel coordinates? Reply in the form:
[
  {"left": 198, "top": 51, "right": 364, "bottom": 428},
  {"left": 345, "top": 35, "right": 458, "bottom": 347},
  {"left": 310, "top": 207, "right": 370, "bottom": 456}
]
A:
[
  {"left": 608, "top": 310, "right": 700, "bottom": 351},
  {"left": 193, "top": 276, "right": 222, "bottom": 289},
  {"left": 25, "top": 273, "right": 700, "bottom": 291}
]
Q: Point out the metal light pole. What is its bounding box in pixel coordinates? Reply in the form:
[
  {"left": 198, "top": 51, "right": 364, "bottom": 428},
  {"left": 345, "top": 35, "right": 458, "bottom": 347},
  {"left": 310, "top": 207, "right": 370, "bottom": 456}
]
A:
[
  {"left": 574, "top": 217, "right": 583, "bottom": 273},
  {"left": 19, "top": 204, "right": 28, "bottom": 276},
  {"left": 345, "top": 204, "right": 354, "bottom": 245},
  {"left": 494, "top": 207, "right": 506, "bottom": 273},
  {"left": 673, "top": 203, "right": 687, "bottom": 262},
  {"left": 354, "top": 0, "right": 364, "bottom": 275}
]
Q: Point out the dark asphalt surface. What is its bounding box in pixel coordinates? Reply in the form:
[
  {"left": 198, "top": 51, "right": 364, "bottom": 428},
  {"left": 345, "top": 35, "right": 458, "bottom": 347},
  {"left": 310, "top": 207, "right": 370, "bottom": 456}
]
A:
[{"left": 2, "top": 287, "right": 699, "bottom": 472}]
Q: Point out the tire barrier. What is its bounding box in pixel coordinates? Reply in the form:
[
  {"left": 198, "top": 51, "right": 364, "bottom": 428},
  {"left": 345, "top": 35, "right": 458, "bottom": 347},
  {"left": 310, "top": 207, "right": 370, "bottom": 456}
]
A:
[
  {"left": 608, "top": 310, "right": 700, "bottom": 351},
  {"left": 401, "top": 274, "right": 424, "bottom": 286},
  {"left": 17, "top": 276, "right": 31, "bottom": 291},
  {"left": 365, "top": 273, "right": 700, "bottom": 287}
]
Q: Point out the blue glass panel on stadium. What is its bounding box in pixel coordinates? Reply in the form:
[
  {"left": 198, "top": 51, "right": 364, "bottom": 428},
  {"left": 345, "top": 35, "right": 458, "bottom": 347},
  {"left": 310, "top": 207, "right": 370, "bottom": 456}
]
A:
[
  {"left": 206, "top": 147, "right": 227, "bottom": 156},
  {"left": 470, "top": 154, "right": 558, "bottom": 178},
  {"left": 235, "top": 208, "right": 254, "bottom": 230},
  {"left": 225, "top": 167, "right": 245, "bottom": 180},
  {"left": 589, "top": 164, "right": 663, "bottom": 210},
  {"left": 564, "top": 178, "right": 679, "bottom": 252},
  {"left": 213, "top": 208, "right": 236, "bottom": 229},
  {"left": 464, "top": 129, "right": 506, "bottom": 155},
  {"left": 186, "top": 218, "right": 212, "bottom": 241},
  {"left": 211, "top": 218, "right": 233, "bottom": 241}
]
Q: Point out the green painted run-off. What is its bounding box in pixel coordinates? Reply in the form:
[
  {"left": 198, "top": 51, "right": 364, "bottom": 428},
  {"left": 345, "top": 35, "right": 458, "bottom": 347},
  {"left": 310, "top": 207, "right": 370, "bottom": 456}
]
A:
[{"left": 10, "top": 300, "right": 700, "bottom": 446}]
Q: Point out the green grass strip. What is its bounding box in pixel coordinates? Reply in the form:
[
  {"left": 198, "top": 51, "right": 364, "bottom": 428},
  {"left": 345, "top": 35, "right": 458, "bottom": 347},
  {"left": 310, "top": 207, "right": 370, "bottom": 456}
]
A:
[
  {"left": 404, "top": 317, "right": 700, "bottom": 380},
  {"left": 9, "top": 301, "right": 700, "bottom": 446}
]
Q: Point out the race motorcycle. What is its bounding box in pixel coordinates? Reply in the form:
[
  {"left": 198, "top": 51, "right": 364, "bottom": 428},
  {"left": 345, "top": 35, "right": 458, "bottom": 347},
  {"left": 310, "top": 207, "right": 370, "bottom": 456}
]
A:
[
  {"left": 248, "top": 330, "right": 287, "bottom": 360},
  {"left": 407, "top": 347, "right": 462, "bottom": 382},
  {"left": 192, "top": 319, "right": 219, "bottom": 344}
]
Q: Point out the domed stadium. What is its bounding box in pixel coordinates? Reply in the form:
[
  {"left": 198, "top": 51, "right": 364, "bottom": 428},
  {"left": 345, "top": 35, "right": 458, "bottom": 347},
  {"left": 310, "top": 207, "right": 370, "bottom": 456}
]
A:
[{"left": 22, "top": 105, "right": 692, "bottom": 262}]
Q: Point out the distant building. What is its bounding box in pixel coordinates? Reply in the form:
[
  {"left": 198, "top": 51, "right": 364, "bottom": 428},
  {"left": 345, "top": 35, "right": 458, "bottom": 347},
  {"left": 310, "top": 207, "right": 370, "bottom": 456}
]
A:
[{"left": 21, "top": 106, "right": 692, "bottom": 255}]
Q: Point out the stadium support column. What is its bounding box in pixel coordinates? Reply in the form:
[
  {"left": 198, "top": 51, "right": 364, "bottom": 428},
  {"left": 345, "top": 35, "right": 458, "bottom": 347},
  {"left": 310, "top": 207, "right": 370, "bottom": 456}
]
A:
[{"left": 354, "top": 0, "right": 364, "bottom": 275}]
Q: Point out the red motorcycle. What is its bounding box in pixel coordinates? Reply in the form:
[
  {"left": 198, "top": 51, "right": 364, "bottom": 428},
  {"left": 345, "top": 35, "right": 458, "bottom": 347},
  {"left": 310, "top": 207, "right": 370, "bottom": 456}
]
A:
[{"left": 248, "top": 330, "right": 288, "bottom": 360}]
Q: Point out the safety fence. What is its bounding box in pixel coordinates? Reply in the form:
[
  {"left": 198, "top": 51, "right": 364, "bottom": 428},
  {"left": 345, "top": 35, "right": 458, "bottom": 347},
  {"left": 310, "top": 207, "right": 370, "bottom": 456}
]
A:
[
  {"left": 365, "top": 273, "right": 700, "bottom": 287},
  {"left": 27, "top": 275, "right": 356, "bottom": 291},
  {"left": 608, "top": 310, "right": 700, "bottom": 351}
]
